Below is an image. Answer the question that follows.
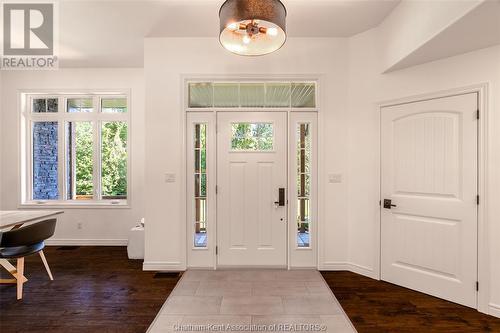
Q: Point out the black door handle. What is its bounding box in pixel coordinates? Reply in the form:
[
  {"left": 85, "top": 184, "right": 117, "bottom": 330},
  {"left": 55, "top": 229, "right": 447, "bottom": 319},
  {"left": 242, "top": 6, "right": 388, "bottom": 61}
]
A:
[
  {"left": 383, "top": 199, "right": 397, "bottom": 209},
  {"left": 274, "top": 188, "right": 286, "bottom": 207}
]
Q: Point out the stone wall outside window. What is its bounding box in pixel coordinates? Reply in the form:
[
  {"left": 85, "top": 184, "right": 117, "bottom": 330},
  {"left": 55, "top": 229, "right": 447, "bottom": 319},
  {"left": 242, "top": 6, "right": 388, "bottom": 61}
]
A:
[{"left": 33, "top": 122, "right": 59, "bottom": 200}]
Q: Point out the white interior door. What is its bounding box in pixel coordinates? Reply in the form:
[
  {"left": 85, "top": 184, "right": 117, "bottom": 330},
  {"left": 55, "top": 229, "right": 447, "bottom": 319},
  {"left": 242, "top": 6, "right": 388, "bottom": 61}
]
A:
[
  {"left": 217, "top": 112, "right": 287, "bottom": 266},
  {"left": 381, "top": 93, "right": 478, "bottom": 308}
]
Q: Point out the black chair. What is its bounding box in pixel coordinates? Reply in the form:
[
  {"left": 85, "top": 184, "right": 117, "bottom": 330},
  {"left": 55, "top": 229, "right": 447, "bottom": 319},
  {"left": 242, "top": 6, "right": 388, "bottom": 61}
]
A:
[{"left": 0, "top": 219, "right": 57, "bottom": 300}]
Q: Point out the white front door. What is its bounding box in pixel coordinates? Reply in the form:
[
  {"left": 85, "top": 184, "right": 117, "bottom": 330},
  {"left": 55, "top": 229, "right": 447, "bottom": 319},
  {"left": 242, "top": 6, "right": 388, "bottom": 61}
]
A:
[
  {"left": 217, "top": 112, "right": 287, "bottom": 266},
  {"left": 381, "top": 93, "right": 478, "bottom": 308}
]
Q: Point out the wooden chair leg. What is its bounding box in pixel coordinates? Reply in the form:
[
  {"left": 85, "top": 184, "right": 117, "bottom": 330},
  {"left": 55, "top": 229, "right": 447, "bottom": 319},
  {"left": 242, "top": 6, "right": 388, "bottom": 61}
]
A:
[
  {"left": 39, "top": 250, "right": 54, "bottom": 281},
  {"left": 16, "top": 258, "right": 24, "bottom": 300},
  {"left": 0, "top": 259, "right": 28, "bottom": 283}
]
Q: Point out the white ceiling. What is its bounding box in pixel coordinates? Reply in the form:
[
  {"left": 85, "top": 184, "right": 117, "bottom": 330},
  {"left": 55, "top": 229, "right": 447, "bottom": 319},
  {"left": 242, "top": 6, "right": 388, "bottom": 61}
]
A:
[{"left": 58, "top": 0, "right": 401, "bottom": 67}]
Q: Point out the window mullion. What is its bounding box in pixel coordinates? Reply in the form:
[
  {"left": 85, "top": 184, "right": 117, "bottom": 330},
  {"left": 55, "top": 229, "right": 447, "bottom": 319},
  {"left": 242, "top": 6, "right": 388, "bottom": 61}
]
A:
[
  {"left": 57, "top": 107, "right": 65, "bottom": 201},
  {"left": 70, "top": 122, "right": 77, "bottom": 200},
  {"left": 27, "top": 119, "right": 33, "bottom": 201},
  {"left": 25, "top": 96, "right": 31, "bottom": 201},
  {"left": 94, "top": 120, "right": 101, "bottom": 201},
  {"left": 93, "top": 96, "right": 102, "bottom": 200}
]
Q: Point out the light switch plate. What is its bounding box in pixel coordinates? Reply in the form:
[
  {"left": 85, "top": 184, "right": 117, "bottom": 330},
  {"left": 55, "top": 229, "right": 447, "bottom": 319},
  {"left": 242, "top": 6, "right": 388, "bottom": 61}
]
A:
[
  {"left": 165, "top": 173, "right": 176, "bottom": 183},
  {"left": 329, "top": 174, "right": 342, "bottom": 183}
]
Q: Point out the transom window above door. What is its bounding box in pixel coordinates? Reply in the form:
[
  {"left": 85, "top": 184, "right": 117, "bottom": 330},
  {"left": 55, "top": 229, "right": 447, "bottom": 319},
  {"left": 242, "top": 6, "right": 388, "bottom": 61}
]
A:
[{"left": 188, "top": 81, "right": 316, "bottom": 109}]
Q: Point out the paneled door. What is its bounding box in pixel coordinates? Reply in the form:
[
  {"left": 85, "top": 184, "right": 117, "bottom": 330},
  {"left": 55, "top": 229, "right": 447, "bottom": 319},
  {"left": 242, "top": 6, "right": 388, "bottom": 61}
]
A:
[
  {"left": 217, "top": 112, "right": 287, "bottom": 266},
  {"left": 381, "top": 93, "right": 478, "bottom": 308}
]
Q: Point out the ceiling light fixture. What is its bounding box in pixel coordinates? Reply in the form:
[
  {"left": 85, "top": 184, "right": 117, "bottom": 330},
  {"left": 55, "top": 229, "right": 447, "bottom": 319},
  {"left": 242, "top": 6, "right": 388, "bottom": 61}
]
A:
[{"left": 219, "top": 0, "right": 287, "bottom": 56}]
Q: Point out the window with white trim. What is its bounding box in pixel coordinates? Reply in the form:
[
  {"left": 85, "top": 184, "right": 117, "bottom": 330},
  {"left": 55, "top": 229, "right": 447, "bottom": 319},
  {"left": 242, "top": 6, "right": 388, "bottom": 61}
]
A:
[{"left": 23, "top": 94, "right": 129, "bottom": 205}]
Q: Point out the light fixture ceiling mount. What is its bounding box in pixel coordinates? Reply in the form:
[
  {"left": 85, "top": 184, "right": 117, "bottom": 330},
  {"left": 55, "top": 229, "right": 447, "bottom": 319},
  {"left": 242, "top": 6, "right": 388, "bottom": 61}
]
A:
[{"left": 219, "top": 0, "right": 287, "bottom": 56}]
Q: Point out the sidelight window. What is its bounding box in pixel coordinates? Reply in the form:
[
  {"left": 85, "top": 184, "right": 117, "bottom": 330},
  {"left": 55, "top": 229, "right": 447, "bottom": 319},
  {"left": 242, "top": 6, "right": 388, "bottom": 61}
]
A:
[
  {"left": 297, "top": 123, "right": 311, "bottom": 247},
  {"left": 194, "top": 124, "right": 208, "bottom": 247}
]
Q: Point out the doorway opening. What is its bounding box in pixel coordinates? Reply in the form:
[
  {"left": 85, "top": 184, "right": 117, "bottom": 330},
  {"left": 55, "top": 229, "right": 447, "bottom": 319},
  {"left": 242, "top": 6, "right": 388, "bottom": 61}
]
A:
[{"left": 185, "top": 79, "right": 319, "bottom": 269}]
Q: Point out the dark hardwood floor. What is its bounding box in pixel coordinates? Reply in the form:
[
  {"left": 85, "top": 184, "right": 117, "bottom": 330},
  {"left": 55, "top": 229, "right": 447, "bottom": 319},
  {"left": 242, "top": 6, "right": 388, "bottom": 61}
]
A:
[
  {"left": 2, "top": 248, "right": 499, "bottom": 333},
  {"left": 321, "top": 271, "right": 500, "bottom": 333},
  {"left": 0, "top": 246, "right": 180, "bottom": 333}
]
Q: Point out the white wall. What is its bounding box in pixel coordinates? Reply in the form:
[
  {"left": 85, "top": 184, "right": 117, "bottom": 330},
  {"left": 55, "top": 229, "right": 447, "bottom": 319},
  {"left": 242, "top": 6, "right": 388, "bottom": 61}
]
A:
[
  {"left": 347, "top": 26, "right": 500, "bottom": 316},
  {"left": 143, "top": 37, "right": 350, "bottom": 270},
  {"left": 378, "top": 0, "right": 483, "bottom": 72},
  {"left": 0, "top": 70, "right": 4, "bottom": 210},
  {"left": 0, "top": 68, "right": 145, "bottom": 245}
]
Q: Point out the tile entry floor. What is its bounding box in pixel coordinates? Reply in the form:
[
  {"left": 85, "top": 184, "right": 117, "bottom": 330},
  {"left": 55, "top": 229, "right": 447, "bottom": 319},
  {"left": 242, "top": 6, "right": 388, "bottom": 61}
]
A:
[{"left": 147, "top": 270, "right": 356, "bottom": 333}]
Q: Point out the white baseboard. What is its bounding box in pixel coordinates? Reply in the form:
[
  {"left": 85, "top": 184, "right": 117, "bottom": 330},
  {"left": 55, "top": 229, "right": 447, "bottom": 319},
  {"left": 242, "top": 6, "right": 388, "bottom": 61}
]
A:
[
  {"left": 45, "top": 239, "right": 128, "bottom": 246},
  {"left": 320, "top": 261, "right": 377, "bottom": 279},
  {"left": 143, "top": 261, "right": 185, "bottom": 271},
  {"left": 349, "top": 262, "right": 377, "bottom": 279},
  {"left": 489, "top": 303, "right": 500, "bottom": 318},
  {"left": 319, "top": 261, "right": 351, "bottom": 271}
]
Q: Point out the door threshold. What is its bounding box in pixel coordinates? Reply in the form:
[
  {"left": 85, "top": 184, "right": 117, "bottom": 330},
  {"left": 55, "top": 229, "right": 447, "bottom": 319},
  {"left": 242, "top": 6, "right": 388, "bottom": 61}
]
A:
[{"left": 215, "top": 265, "right": 288, "bottom": 270}]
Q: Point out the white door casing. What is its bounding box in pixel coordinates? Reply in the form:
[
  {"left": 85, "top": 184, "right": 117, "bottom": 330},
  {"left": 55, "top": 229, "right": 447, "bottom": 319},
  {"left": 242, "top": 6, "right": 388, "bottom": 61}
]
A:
[
  {"left": 381, "top": 93, "right": 478, "bottom": 308},
  {"left": 217, "top": 112, "right": 287, "bottom": 266}
]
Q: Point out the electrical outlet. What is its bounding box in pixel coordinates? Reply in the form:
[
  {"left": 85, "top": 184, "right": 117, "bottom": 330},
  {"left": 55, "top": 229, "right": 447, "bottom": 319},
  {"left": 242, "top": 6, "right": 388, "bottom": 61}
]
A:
[{"left": 77, "top": 222, "right": 83, "bottom": 230}]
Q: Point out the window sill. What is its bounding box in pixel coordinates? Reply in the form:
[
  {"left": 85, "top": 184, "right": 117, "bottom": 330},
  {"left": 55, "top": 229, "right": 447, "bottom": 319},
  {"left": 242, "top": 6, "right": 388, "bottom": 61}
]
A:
[{"left": 19, "top": 201, "right": 130, "bottom": 209}]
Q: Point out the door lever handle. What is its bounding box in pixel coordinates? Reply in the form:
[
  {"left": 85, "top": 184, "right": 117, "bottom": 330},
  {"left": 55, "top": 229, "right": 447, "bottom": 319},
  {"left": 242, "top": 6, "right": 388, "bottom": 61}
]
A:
[
  {"left": 383, "top": 199, "right": 397, "bottom": 209},
  {"left": 275, "top": 188, "right": 286, "bottom": 207}
]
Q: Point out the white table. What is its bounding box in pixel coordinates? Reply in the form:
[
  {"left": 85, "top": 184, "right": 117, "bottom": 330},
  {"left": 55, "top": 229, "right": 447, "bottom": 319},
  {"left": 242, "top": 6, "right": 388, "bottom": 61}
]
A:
[
  {"left": 0, "top": 210, "right": 63, "bottom": 230},
  {"left": 0, "top": 210, "right": 63, "bottom": 297}
]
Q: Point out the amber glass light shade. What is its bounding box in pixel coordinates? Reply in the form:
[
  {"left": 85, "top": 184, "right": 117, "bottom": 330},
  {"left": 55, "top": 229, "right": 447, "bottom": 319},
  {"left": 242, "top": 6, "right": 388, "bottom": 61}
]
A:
[{"left": 219, "top": 0, "right": 287, "bottom": 56}]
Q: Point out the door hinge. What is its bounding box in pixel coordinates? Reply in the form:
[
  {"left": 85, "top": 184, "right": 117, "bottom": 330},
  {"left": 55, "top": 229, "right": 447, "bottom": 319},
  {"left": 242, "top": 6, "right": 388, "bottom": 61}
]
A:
[
  {"left": 379, "top": 200, "right": 381, "bottom": 207},
  {"left": 477, "top": 195, "right": 480, "bottom": 205},
  {"left": 216, "top": 185, "right": 218, "bottom": 195},
  {"left": 476, "top": 281, "right": 479, "bottom": 291},
  {"left": 476, "top": 109, "right": 480, "bottom": 120},
  {"left": 215, "top": 246, "right": 218, "bottom": 255}
]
